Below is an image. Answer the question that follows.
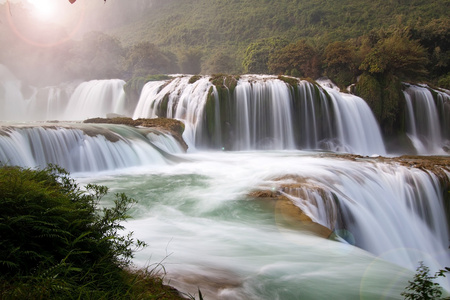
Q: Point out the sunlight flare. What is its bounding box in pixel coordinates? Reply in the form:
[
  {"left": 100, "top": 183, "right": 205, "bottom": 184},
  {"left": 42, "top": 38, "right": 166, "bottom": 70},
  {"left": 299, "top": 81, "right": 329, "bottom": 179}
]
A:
[{"left": 27, "top": 0, "right": 57, "bottom": 20}]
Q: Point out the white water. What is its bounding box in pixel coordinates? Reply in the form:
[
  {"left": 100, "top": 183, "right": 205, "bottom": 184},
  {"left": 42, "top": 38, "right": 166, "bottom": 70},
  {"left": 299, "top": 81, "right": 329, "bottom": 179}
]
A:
[
  {"left": 320, "top": 85, "right": 386, "bottom": 155},
  {"left": 404, "top": 84, "right": 450, "bottom": 154},
  {"left": 133, "top": 76, "right": 214, "bottom": 149},
  {"left": 0, "top": 124, "right": 183, "bottom": 172},
  {"left": 232, "top": 78, "right": 296, "bottom": 150},
  {"left": 0, "top": 65, "right": 127, "bottom": 121},
  {"left": 133, "top": 75, "right": 386, "bottom": 155},
  {"left": 63, "top": 79, "right": 127, "bottom": 120},
  {"left": 1, "top": 64, "right": 450, "bottom": 298},
  {"left": 2, "top": 65, "right": 449, "bottom": 155},
  {"left": 75, "top": 151, "right": 450, "bottom": 299}
]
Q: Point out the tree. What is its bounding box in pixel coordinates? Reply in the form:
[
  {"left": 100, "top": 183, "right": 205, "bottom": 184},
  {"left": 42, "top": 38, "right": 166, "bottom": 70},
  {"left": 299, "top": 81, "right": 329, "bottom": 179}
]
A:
[
  {"left": 410, "top": 18, "right": 450, "bottom": 81},
  {"left": 268, "top": 40, "right": 320, "bottom": 78},
  {"left": 178, "top": 48, "right": 202, "bottom": 74},
  {"left": 67, "top": 31, "right": 125, "bottom": 80},
  {"left": 401, "top": 262, "right": 449, "bottom": 300},
  {"left": 323, "top": 40, "right": 358, "bottom": 87},
  {"left": 203, "top": 51, "right": 236, "bottom": 74},
  {"left": 123, "top": 42, "right": 177, "bottom": 77},
  {"left": 242, "top": 38, "right": 289, "bottom": 74},
  {"left": 359, "top": 32, "right": 428, "bottom": 81},
  {"left": 356, "top": 31, "right": 429, "bottom": 135}
]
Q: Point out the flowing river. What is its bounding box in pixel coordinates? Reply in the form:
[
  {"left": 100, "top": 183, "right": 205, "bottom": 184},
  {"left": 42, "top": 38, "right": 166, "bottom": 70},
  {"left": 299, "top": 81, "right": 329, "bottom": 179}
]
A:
[
  {"left": 1, "top": 66, "right": 449, "bottom": 299},
  {"left": 73, "top": 150, "right": 449, "bottom": 299}
]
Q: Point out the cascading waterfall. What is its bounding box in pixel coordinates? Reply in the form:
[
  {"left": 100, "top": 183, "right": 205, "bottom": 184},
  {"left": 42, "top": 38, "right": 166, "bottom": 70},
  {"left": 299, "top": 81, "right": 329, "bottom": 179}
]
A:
[
  {"left": 1, "top": 65, "right": 128, "bottom": 121},
  {"left": 277, "top": 160, "right": 450, "bottom": 272},
  {"left": 27, "top": 83, "right": 76, "bottom": 121},
  {"left": 2, "top": 63, "right": 450, "bottom": 297},
  {"left": 320, "top": 86, "right": 386, "bottom": 155},
  {"left": 134, "top": 75, "right": 386, "bottom": 155},
  {"left": 232, "top": 78, "right": 296, "bottom": 150},
  {"left": 133, "top": 76, "right": 214, "bottom": 148},
  {"left": 64, "top": 79, "right": 127, "bottom": 120},
  {"left": 404, "top": 84, "right": 450, "bottom": 154},
  {"left": 103, "top": 151, "right": 450, "bottom": 298},
  {"left": 0, "top": 124, "right": 184, "bottom": 173}
]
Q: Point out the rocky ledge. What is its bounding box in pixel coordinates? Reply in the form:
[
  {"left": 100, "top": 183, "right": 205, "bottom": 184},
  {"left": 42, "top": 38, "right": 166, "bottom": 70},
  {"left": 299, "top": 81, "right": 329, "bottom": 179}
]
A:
[
  {"left": 248, "top": 154, "right": 450, "bottom": 239},
  {"left": 84, "top": 117, "right": 188, "bottom": 151}
]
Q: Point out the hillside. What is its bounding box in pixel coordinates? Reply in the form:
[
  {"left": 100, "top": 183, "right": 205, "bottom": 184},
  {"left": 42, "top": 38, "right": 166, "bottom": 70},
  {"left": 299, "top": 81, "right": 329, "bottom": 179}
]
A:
[
  {"left": 0, "top": 0, "right": 448, "bottom": 86},
  {"left": 108, "top": 0, "right": 449, "bottom": 61}
]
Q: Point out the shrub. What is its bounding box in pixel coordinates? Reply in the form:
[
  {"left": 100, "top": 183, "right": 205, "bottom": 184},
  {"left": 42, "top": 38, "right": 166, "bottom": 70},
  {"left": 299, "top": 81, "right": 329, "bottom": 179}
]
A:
[
  {"left": 0, "top": 165, "right": 182, "bottom": 299},
  {"left": 401, "top": 261, "right": 449, "bottom": 300}
]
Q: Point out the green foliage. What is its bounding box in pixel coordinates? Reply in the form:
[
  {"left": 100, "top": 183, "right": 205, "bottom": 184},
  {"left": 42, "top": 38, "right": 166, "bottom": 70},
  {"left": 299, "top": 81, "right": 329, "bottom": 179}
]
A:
[
  {"left": 123, "top": 41, "right": 178, "bottom": 77},
  {"left": 268, "top": 40, "right": 320, "bottom": 79},
  {"left": 0, "top": 165, "right": 184, "bottom": 299},
  {"left": 204, "top": 51, "right": 237, "bottom": 75},
  {"left": 242, "top": 38, "right": 289, "bottom": 74},
  {"left": 324, "top": 41, "right": 359, "bottom": 87},
  {"left": 106, "top": 0, "right": 449, "bottom": 76},
  {"left": 410, "top": 17, "right": 450, "bottom": 79},
  {"left": 278, "top": 75, "right": 300, "bottom": 88},
  {"left": 189, "top": 75, "right": 202, "bottom": 84},
  {"left": 178, "top": 48, "right": 203, "bottom": 74},
  {"left": 210, "top": 74, "right": 239, "bottom": 91},
  {"left": 438, "top": 73, "right": 450, "bottom": 90},
  {"left": 355, "top": 72, "right": 405, "bottom": 135},
  {"left": 67, "top": 31, "right": 125, "bottom": 80},
  {"left": 360, "top": 31, "right": 428, "bottom": 81},
  {"left": 401, "top": 262, "right": 449, "bottom": 300},
  {"left": 355, "top": 73, "right": 382, "bottom": 117},
  {"left": 1, "top": 1, "right": 449, "bottom": 91}
]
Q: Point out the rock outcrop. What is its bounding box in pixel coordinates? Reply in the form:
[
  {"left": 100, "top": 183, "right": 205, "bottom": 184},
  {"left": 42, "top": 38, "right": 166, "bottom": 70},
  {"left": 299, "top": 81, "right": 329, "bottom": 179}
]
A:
[{"left": 84, "top": 117, "right": 188, "bottom": 151}]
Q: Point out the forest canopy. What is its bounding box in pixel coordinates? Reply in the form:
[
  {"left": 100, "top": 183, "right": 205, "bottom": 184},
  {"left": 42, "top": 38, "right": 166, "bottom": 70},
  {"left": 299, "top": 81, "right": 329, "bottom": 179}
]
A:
[{"left": 0, "top": 0, "right": 448, "bottom": 89}]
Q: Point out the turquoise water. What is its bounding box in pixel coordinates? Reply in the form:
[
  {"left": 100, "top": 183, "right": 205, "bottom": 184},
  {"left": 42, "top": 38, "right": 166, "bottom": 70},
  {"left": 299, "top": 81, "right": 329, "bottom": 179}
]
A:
[{"left": 74, "top": 151, "right": 449, "bottom": 299}]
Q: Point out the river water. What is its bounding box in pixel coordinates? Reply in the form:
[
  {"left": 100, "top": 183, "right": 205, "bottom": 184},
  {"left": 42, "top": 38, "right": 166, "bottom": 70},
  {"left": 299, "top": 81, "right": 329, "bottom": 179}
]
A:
[
  {"left": 1, "top": 66, "right": 449, "bottom": 298},
  {"left": 73, "top": 150, "right": 450, "bottom": 299}
]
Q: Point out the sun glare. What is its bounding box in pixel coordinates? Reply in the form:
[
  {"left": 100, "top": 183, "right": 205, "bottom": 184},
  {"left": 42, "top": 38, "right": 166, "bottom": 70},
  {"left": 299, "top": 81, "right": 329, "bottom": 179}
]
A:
[{"left": 27, "top": 0, "right": 57, "bottom": 20}]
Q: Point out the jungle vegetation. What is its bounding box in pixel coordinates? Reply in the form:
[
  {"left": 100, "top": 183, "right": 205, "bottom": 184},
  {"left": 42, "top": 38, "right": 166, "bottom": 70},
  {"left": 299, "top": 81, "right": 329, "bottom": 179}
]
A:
[
  {"left": 0, "top": 165, "right": 185, "bottom": 299},
  {"left": 0, "top": 0, "right": 448, "bottom": 84}
]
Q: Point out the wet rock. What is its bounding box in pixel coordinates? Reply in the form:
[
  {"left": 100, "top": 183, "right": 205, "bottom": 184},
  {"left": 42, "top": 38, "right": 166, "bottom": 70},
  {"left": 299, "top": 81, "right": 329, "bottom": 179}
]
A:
[{"left": 84, "top": 117, "right": 188, "bottom": 151}]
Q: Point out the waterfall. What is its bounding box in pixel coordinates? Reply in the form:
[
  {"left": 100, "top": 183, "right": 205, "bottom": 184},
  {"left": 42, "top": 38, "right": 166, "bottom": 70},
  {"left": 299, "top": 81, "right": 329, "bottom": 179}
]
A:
[
  {"left": 232, "top": 77, "right": 296, "bottom": 150},
  {"left": 277, "top": 159, "right": 450, "bottom": 272},
  {"left": 404, "top": 84, "right": 450, "bottom": 154},
  {"left": 133, "top": 76, "right": 214, "bottom": 148},
  {"left": 63, "top": 79, "right": 127, "bottom": 120},
  {"left": 26, "top": 83, "right": 76, "bottom": 121},
  {"left": 1, "top": 65, "right": 127, "bottom": 121},
  {"left": 315, "top": 83, "right": 386, "bottom": 155},
  {"left": 133, "top": 75, "right": 386, "bottom": 155},
  {"left": 0, "top": 123, "right": 184, "bottom": 173}
]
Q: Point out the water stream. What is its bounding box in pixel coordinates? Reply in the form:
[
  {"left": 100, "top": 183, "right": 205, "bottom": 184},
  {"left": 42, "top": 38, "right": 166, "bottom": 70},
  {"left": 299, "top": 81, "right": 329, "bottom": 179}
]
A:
[{"left": 1, "top": 65, "right": 449, "bottom": 299}]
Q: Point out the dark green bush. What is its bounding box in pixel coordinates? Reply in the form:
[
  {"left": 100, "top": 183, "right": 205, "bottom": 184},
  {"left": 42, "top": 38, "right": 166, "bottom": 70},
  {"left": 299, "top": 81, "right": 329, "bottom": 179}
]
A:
[
  {"left": 0, "top": 165, "right": 174, "bottom": 299},
  {"left": 401, "top": 261, "right": 449, "bottom": 300}
]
